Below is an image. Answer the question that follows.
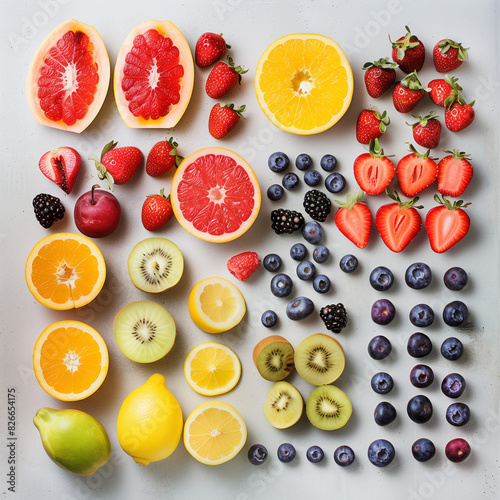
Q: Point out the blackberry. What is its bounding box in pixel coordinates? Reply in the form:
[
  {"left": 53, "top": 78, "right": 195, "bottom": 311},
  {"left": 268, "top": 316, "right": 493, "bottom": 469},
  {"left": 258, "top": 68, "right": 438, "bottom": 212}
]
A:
[
  {"left": 319, "top": 303, "right": 348, "bottom": 333},
  {"left": 33, "top": 193, "right": 65, "bottom": 228},
  {"left": 303, "top": 189, "right": 331, "bottom": 222},
  {"left": 271, "top": 209, "right": 304, "bottom": 234}
]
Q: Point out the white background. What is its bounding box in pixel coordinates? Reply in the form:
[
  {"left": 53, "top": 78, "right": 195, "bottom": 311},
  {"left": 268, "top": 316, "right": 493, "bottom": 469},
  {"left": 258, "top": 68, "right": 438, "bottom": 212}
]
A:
[{"left": 1, "top": 0, "right": 499, "bottom": 499}]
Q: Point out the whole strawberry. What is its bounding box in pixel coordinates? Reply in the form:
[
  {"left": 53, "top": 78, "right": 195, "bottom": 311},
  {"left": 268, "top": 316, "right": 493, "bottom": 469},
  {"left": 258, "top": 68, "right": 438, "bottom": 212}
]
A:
[
  {"left": 391, "top": 26, "right": 425, "bottom": 74},
  {"left": 227, "top": 251, "right": 260, "bottom": 281},
  {"left": 445, "top": 100, "right": 475, "bottom": 132},
  {"left": 206, "top": 56, "right": 247, "bottom": 99},
  {"left": 393, "top": 71, "right": 429, "bottom": 113},
  {"left": 91, "top": 141, "right": 143, "bottom": 189},
  {"left": 146, "top": 137, "right": 183, "bottom": 177},
  {"left": 209, "top": 103, "right": 245, "bottom": 139},
  {"left": 362, "top": 58, "right": 397, "bottom": 98},
  {"left": 433, "top": 39, "right": 469, "bottom": 73},
  {"left": 141, "top": 188, "right": 173, "bottom": 231},
  {"left": 428, "top": 76, "right": 456, "bottom": 106},
  {"left": 195, "top": 32, "right": 230, "bottom": 67},
  {"left": 356, "top": 109, "right": 390, "bottom": 144},
  {"left": 406, "top": 111, "right": 442, "bottom": 149}
]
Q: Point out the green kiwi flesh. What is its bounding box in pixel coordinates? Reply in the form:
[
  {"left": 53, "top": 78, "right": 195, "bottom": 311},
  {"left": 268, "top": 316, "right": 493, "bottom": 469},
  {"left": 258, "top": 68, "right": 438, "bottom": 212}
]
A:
[
  {"left": 253, "top": 335, "right": 294, "bottom": 381},
  {"left": 114, "top": 301, "right": 176, "bottom": 363},
  {"left": 263, "top": 381, "right": 304, "bottom": 429},
  {"left": 127, "top": 237, "right": 184, "bottom": 293},
  {"left": 306, "top": 385, "right": 352, "bottom": 430}
]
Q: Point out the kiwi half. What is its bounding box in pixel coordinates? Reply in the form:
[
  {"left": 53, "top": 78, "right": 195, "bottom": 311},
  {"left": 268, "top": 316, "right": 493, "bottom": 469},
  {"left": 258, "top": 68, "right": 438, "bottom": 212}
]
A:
[
  {"left": 127, "top": 237, "right": 184, "bottom": 293},
  {"left": 114, "top": 301, "right": 176, "bottom": 363},
  {"left": 294, "top": 333, "right": 345, "bottom": 385},
  {"left": 263, "top": 381, "right": 304, "bottom": 429},
  {"left": 306, "top": 385, "right": 352, "bottom": 430},
  {"left": 253, "top": 335, "right": 294, "bottom": 381}
]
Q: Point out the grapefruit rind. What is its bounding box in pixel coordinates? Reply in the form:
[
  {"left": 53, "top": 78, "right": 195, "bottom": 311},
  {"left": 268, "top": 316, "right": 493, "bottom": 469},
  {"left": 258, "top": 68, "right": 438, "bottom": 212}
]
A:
[
  {"left": 114, "top": 20, "right": 194, "bottom": 128},
  {"left": 26, "top": 19, "right": 110, "bottom": 134}
]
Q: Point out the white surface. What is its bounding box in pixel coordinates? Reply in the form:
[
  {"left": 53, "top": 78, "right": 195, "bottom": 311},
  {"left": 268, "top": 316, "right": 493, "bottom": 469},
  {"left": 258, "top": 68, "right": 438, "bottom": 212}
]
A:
[{"left": 1, "top": 0, "right": 499, "bottom": 499}]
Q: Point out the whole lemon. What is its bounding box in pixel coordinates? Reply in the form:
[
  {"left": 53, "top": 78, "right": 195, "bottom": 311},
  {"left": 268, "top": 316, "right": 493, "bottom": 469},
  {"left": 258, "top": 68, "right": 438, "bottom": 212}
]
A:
[
  {"left": 117, "top": 373, "right": 183, "bottom": 465},
  {"left": 33, "top": 408, "right": 111, "bottom": 476}
]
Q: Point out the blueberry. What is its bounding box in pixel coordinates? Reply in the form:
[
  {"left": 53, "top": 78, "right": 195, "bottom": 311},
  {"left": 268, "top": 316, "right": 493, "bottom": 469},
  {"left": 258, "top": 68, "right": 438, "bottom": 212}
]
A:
[
  {"left": 297, "top": 260, "right": 316, "bottom": 280},
  {"left": 268, "top": 152, "right": 289, "bottom": 173},
  {"left": 407, "top": 332, "right": 432, "bottom": 358},
  {"left": 263, "top": 253, "right": 282, "bottom": 272},
  {"left": 443, "top": 301, "right": 469, "bottom": 327},
  {"left": 248, "top": 444, "right": 268, "bottom": 465},
  {"left": 286, "top": 296, "right": 315, "bottom": 321},
  {"left": 411, "top": 438, "right": 436, "bottom": 462},
  {"left": 374, "top": 402, "right": 397, "bottom": 426},
  {"left": 301, "top": 221, "right": 323, "bottom": 245},
  {"left": 444, "top": 266, "right": 468, "bottom": 291},
  {"left": 325, "top": 172, "right": 346, "bottom": 193},
  {"left": 369, "top": 266, "right": 394, "bottom": 291},
  {"left": 339, "top": 254, "right": 358, "bottom": 273},
  {"left": 295, "top": 153, "right": 312, "bottom": 171},
  {"left": 313, "top": 274, "right": 331, "bottom": 293},
  {"left": 277, "top": 443, "right": 296, "bottom": 463},
  {"left": 446, "top": 402, "right": 471, "bottom": 426},
  {"left": 306, "top": 445, "right": 324, "bottom": 463},
  {"left": 312, "top": 245, "right": 329, "bottom": 263},
  {"left": 405, "top": 262, "right": 432, "bottom": 289},
  {"left": 333, "top": 445, "right": 355, "bottom": 467},
  {"left": 261, "top": 310, "right": 278, "bottom": 328},
  {"left": 367, "top": 439, "right": 395, "bottom": 467},
  {"left": 304, "top": 170, "right": 321, "bottom": 186},
  {"left": 371, "top": 372, "right": 394, "bottom": 394},
  {"left": 290, "top": 243, "right": 307, "bottom": 261},
  {"left": 270, "top": 273, "right": 293, "bottom": 297},
  {"left": 267, "top": 184, "right": 284, "bottom": 201},
  {"left": 368, "top": 335, "right": 392, "bottom": 360},
  {"left": 407, "top": 395, "right": 433, "bottom": 423},
  {"left": 282, "top": 172, "right": 299, "bottom": 190},
  {"left": 409, "top": 304, "right": 435, "bottom": 328},
  {"left": 371, "top": 298, "right": 396, "bottom": 325},
  {"left": 410, "top": 364, "right": 434, "bottom": 388},
  {"left": 441, "top": 373, "right": 466, "bottom": 399},
  {"left": 441, "top": 337, "right": 464, "bottom": 361},
  {"left": 320, "top": 154, "right": 337, "bottom": 172}
]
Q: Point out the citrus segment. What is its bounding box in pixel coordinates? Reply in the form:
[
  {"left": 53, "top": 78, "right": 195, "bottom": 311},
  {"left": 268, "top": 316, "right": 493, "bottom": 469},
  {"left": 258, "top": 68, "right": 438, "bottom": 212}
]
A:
[
  {"left": 255, "top": 33, "right": 353, "bottom": 135},
  {"left": 33, "top": 321, "right": 109, "bottom": 401},
  {"left": 188, "top": 277, "right": 246, "bottom": 334},
  {"left": 114, "top": 20, "right": 194, "bottom": 128},
  {"left": 26, "top": 19, "right": 110, "bottom": 133},
  {"left": 183, "top": 401, "right": 247, "bottom": 465},
  {"left": 184, "top": 342, "right": 241, "bottom": 396},
  {"left": 25, "top": 233, "right": 106, "bottom": 310},
  {"left": 171, "top": 148, "right": 260, "bottom": 242}
]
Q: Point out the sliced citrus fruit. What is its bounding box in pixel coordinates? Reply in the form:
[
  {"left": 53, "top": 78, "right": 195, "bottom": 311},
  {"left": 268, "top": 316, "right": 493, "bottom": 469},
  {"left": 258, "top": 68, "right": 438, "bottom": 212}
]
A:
[
  {"left": 184, "top": 342, "right": 241, "bottom": 396},
  {"left": 33, "top": 320, "right": 109, "bottom": 401},
  {"left": 114, "top": 20, "right": 194, "bottom": 128},
  {"left": 183, "top": 401, "right": 247, "bottom": 465},
  {"left": 26, "top": 19, "right": 110, "bottom": 133},
  {"left": 171, "top": 148, "right": 261, "bottom": 242},
  {"left": 188, "top": 277, "right": 246, "bottom": 334},
  {"left": 25, "top": 233, "right": 106, "bottom": 310},
  {"left": 255, "top": 33, "right": 353, "bottom": 135}
]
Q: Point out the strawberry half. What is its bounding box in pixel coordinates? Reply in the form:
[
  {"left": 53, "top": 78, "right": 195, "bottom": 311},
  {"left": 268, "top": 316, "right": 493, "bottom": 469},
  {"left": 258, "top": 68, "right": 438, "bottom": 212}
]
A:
[
  {"left": 390, "top": 26, "right": 425, "bottom": 74},
  {"left": 433, "top": 39, "right": 469, "bottom": 73},
  {"left": 406, "top": 111, "right": 442, "bottom": 149},
  {"left": 146, "top": 137, "right": 183, "bottom": 177},
  {"left": 355, "top": 109, "right": 390, "bottom": 144},
  {"left": 195, "top": 32, "right": 229, "bottom": 67},
  {"left": 334, "top": 189, "right": 372, "bottom": 249},
  {"left": 397, "top": 145, "right": 438, "bottom": 198},
  {"left": 353, "top": 139, "right": 395, "bottom": 195},
  {"left": 39, "top": 147, "right": 81, "bottom": 194},
  {"left": 227, "top": 251, "right": 260, "bottom": 281},
  {"left": 206, "top": 56, "right": 247, "bottom": 99},
  {"left": 141, "top": 188, "right": 174, "bottom": 231},
  {"left": 437, "top": 149, "right": 473, "bottom": 197},
  {"left": 425, "top": 195, "right": 470, "bottom": 253},
  {"left": 362, "top": 58, "right": 397, "bottom": 98},
  {"left": 376, "top": 191, "right": 423, "bottom": 253},
  {"left": 393, "top": 71, "right": 429, "bottom": 113}
]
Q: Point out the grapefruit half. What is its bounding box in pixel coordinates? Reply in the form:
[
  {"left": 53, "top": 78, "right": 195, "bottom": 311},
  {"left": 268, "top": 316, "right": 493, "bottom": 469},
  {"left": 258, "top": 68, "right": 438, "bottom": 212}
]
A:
[
  {"left": 170, "top": 148, "right": 261, "bottom": 243},
  {"left": 114, "top": 20, "right": 194, "bottom": 128},
  {"left": 26, "top": 19, "right": 110, "bottom": 134}
]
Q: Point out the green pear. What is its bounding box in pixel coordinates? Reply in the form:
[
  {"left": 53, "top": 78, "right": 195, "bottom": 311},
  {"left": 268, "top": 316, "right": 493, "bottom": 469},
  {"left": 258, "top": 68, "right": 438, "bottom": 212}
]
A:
[{"left": 33, "top": 407, "right": 111, "bottom": 476}]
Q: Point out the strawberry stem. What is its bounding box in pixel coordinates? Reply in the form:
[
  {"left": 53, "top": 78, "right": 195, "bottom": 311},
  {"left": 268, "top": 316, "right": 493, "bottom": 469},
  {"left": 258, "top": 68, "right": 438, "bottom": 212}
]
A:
[
  {"left": 89, "top": 155, "right": 114, "bottom": 191},
  {"left": 434, "top": 194, "right": 471, "bottom": 210},
  {"left": 100, "top": 140, "right": 118, "bottom": 160},
  {"left": 386, "top": 190, "right": 423, "bottom": 209},
  {"left": 442, "top": 149, "right": 471, "bottom": 159},
  {"left": 335, "top": 189, "right": 365, "bottom": 209}
]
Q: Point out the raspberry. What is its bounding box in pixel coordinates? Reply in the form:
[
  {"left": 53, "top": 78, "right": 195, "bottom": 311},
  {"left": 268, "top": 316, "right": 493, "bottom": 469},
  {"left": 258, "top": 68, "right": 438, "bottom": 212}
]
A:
[
  {"left": 303, "top": 189, "right": 331, "bottom": 222},
  {"left": 271, "top": 209, "right": 304, "bottom": 234},
  {"left": 33, "top": 193, "right": 65, "bottom": 228},
  {"left": 320, "top": 303, "right": 348, "bottom": 333}
]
